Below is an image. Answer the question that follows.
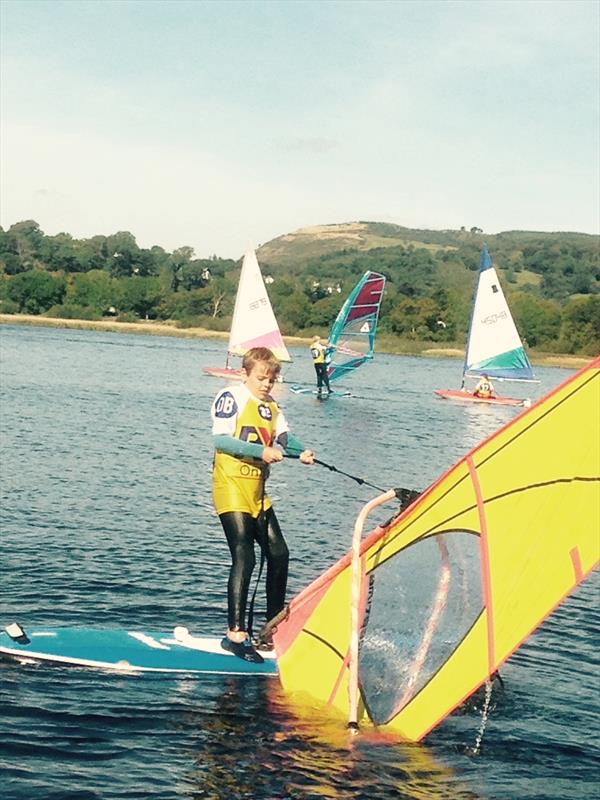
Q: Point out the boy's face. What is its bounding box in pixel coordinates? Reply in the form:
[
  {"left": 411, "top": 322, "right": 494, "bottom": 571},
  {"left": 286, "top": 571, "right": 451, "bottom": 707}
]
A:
[{"left": 243, "top": 361, "right": 277, "bottom": 400}]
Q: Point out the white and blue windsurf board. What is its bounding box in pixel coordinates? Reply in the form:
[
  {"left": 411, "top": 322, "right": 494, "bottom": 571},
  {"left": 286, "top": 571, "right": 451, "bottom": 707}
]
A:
[
  {"left": 289, "top": 385, "right": 352, "bottom": 398},
  {"left": 0, "top": 624, "right": 277, "bottom": 676}
]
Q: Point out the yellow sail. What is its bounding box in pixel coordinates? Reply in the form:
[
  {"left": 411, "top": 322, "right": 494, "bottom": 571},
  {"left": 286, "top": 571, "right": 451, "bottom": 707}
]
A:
[{"left": 275, "top": 356, "right": 600, "bottom": 741}]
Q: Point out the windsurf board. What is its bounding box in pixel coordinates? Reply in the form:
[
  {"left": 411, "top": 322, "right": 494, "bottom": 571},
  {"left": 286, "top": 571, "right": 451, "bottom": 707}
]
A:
[
  {"left": 289, "top": 385, "right": 352, "bottom": 398},
  {"left": 0, "top": 624, "right": 277, "bottom": 676}
]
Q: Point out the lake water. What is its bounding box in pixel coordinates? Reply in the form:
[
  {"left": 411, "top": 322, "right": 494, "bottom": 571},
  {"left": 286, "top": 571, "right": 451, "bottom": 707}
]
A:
[{"left": 1, "top": 324, "right": 598, "bottom": 800}]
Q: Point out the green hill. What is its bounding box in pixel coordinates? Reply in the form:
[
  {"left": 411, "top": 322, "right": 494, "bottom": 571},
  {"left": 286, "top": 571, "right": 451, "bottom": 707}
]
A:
[
  {"left": 257, "top": 221, "right": 456, "bottom": 269},
  {"left": 1, "top": 218, "right": 598, "bottom": 356},
  {"left": 258, "top": 220, "right": 597, "bottom": 270}
]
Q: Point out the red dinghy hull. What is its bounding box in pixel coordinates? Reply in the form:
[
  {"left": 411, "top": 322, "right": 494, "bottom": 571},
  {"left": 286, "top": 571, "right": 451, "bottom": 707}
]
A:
[
  {"left": 203, "top": 366, "right": 284, "bottom": 383},
  {"left": 434, "top": 389, "right": 529, "bottom": 407},
  {"left": 203, "top": 367, "right": 244, "bottom": 380}
]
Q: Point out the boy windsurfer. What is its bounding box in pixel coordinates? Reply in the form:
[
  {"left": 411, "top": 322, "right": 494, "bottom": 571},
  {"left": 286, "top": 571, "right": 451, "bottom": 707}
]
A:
[{"left": 211, "top": 347, "right": 314, "bottom": 663}]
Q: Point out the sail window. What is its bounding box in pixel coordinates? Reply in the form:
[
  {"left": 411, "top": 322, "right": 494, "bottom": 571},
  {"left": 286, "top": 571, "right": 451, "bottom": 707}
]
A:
[{"left": 359, "top": 530, "right": 483, "bottom": 725}]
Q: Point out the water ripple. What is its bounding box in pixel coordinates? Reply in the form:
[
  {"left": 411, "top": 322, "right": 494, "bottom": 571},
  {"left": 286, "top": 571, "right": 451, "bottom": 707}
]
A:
[{"left": 0, "top": 325, "right": 597, "bottom": 800}]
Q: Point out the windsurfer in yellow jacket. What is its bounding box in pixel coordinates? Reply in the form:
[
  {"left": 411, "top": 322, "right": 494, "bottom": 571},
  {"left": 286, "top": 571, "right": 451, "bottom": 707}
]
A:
[
  {"left": 473, "top": 374, "right": 495, "bottom": 399},
  {"left": 310, "top": 335, "right": 332, "bottom": 396},
  {"left": 211, "top": 346, "right": 315, "bottom": 663}
]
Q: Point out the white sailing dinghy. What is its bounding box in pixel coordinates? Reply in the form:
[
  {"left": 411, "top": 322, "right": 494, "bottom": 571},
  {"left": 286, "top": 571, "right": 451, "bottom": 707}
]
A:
[
  {"left": 435, "top": 245, "right": 536, "bottom": 407},
  {"left": 203, "top": 249, "right": 291, "bottom": 379}
]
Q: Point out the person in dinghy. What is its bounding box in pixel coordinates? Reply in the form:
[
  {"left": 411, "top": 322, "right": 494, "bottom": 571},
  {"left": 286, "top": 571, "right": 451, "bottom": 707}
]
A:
[
  {"left": 473, "top": 374, "right": 496, "bottom": 399},
  {"left": 211, "top": 346, "right": 315, "bottom": 663}
]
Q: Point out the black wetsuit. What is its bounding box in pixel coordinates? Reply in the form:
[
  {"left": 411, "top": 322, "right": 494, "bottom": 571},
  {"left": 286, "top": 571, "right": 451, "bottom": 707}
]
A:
[
  {"left": 310, "top": 343, "right": 331, "bottom": 394},
  {"left": 219, "top": 508, "right": 289, "bottom": 632},
  {"left": 314, "top": 362, "right": 331, "bottom": 393}
]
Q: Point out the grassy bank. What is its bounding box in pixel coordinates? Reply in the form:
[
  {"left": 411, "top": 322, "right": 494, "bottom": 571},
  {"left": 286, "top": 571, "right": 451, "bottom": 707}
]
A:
[{"left": 0, "top": 313, "right": 591, "bottom": 369}]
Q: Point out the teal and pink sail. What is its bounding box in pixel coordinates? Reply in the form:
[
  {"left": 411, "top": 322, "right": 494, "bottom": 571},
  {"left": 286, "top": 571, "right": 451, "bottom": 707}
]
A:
[
  {"left": 327, "top": 271, "right": 386, "bottom": 383},
  {"left": 463, "top": 245, "right": 535, "bottom": 382}
]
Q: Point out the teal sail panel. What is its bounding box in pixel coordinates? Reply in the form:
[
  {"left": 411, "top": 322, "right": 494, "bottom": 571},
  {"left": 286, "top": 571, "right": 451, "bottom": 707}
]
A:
[
  {"left": 468, "top": 346, "right": 533, "bottom": 377},
  {"left": 327, "top": 271, "right": 386, "bottom": 383}
]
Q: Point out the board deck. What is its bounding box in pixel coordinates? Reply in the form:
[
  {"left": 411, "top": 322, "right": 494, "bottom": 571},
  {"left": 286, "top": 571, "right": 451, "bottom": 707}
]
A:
[
  {"left": 289, "top": 385, "right": 352, "bottom": 398},
  {"left": 0, "top": 625, "right": 278, "bottom": 675},
  {"left": 434, "top": 388, "right": 529, "bottom": 407}
]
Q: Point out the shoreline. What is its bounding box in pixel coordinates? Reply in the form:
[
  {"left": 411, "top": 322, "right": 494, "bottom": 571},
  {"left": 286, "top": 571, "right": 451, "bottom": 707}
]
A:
[{"left": 0, "top": 313, "right": 590, "bottom": 369}]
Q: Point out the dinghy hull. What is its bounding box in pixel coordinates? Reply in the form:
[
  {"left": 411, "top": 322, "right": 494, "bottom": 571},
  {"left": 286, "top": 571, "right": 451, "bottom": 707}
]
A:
[{"left": 434, "top": 388, "right": 528, "bottom": 407}]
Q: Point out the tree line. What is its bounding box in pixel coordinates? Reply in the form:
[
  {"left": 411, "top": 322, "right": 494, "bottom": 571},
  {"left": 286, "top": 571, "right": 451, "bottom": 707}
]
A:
[{"left": 0, "top": 219, "right": 598, "bottom": 355}]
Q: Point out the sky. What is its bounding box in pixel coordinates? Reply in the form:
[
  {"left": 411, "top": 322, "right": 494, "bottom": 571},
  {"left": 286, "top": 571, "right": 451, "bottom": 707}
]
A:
[{"left": 1, "top": 0, "right": 598, "bottom": 259}]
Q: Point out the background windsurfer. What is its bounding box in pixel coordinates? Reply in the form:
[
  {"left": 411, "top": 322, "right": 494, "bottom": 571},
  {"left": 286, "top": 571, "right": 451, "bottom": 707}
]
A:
[
  {"left": 310, "top": 336, "right": 332, "bottom": 396},
  {"left": 211, "top": 347, "right": 315, "bottom": 663}
]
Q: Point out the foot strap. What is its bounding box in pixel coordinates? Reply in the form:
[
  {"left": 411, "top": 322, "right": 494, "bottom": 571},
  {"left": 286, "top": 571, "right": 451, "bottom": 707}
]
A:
[{"left": 220, "top": 636, "right": 264, "bottom": 664}]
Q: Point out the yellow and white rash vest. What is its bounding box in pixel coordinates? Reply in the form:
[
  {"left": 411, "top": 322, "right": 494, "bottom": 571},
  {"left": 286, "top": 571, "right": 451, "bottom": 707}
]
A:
[
  {"left": 310, "top": 341, "right": 326, "bottom": 364},
  {"left": 474, "top": 378, "right": 493, "bottom": 398},
  {"left": 211, "top": 383, "right": 289, "bottom": 517}
]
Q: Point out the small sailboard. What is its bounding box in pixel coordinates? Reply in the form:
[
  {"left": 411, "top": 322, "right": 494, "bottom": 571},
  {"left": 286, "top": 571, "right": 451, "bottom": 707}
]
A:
[
  {"left": 0, "top": 623, "right": 277, "bottom": 675},
  {"left": 326, "top": 270, "right": 386, "bottom": 384},
  {"left": 291, "top": 271, "right": 385, "bottom": 400},
  {"left": 434, "top": 388, "right": 530, "bottom": 407},
  {"left": 289, "top": 385, "right": 352, "bottom": 398}
]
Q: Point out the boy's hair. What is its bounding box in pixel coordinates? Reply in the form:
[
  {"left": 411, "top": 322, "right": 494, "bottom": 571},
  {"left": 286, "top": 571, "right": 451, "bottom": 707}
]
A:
[{"left": 242, "top": 347, "right": 281, "bottom": 377}]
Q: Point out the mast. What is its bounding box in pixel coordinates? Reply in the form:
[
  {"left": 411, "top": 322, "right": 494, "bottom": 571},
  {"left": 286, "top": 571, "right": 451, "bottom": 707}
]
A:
[{"left": 461, "top": 245, "right": 486, "bottom": 385}]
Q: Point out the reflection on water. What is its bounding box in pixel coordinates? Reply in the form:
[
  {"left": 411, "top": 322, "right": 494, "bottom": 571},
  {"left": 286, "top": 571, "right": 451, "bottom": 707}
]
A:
[{"left": 176, "top": 677, "right": 478, "bottom": 800}]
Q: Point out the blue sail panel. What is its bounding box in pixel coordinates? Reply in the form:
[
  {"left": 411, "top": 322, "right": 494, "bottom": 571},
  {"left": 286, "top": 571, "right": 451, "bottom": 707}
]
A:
[{"left": 479, "top": 245, "right": 493, "bottom": 272}]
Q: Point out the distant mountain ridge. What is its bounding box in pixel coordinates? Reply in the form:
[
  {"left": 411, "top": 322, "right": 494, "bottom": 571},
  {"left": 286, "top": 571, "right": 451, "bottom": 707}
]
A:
[{"left": 257, "top": 220, "right": 597, "bottom": 270}]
